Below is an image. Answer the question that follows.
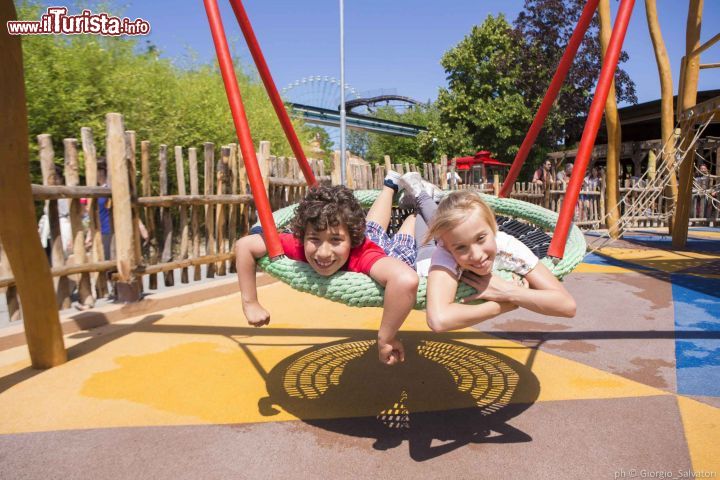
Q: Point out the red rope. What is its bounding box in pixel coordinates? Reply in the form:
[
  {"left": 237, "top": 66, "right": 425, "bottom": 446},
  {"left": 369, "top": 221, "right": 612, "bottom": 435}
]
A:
[
  {"left": 500, "top": 0, "right": 600, "bottom": 198},
  {"left": 548, "top": 0, "right": 636, "bottom": 258},
  {"left": 203, "top": 0, "right": 283, "bottom": 258},
  {"left": 228, "top": 0, "right": 318, "bottom": 188}
]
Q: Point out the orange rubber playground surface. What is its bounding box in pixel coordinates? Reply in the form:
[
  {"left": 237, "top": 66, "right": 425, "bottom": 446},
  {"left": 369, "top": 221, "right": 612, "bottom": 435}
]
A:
[{"left": 1, "top": 229, "right": 718, "bottom": 479}]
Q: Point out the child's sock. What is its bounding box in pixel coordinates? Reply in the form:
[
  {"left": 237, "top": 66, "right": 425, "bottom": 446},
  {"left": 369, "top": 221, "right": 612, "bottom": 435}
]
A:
[{"left": 383, "top": 170, "right": 401, "bottom": 191}]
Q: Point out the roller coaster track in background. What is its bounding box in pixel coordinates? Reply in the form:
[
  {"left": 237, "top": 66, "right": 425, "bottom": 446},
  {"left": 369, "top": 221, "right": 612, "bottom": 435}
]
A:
[
  {"left": 282, "top": 76, "right": 426, "bottom": 137},
  {"left": 288, "top": 103, "right": 426, "bottom": 137},
  {"left": 343, "top": 95, "right": 421, "bottom": 113}
]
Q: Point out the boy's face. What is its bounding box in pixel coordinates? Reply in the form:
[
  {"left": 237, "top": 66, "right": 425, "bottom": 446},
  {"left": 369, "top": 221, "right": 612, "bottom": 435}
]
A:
[
  {"left": 440, "top": 208, "right": 497, "bottom": 276},
  {"left": 303, "top": 223, "right": 352, "bottom": 276}
]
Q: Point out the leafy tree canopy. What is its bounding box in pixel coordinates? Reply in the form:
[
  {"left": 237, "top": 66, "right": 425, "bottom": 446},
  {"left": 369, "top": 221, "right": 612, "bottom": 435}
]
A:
[
  {"left": 17, "top": 0, "right": 313, "bottom": 183},
  {"left": 420, "top": 14, "right": 533, "bottom": 162},
  {"left": 512, "top": 0, "right": 637, "bottom": 147}
]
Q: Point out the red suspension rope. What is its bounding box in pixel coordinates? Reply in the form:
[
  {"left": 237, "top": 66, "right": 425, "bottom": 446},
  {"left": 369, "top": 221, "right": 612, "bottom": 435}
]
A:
[
  {"left": 499, "top": 0, "right": 600, "bottom": 198},
  {"left": 548, "top": 0, "right": 636, "bottom": 258},
  {"left": 203, "top": 0, "right": 283, "bottom": 258},
  {"left": 228, "top": 0, "right": 317, "bottom": 188}
]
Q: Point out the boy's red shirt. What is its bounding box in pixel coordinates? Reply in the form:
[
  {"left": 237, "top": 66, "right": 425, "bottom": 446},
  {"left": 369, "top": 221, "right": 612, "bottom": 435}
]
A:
[{"left": 278, "top": 233, "right": 386, "bottom": 275}]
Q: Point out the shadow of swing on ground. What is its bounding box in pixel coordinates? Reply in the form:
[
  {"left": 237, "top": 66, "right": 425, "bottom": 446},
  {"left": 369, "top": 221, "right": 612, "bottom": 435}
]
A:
[{"left": 257, "top": 335, "right": 540, "bottom": 461}]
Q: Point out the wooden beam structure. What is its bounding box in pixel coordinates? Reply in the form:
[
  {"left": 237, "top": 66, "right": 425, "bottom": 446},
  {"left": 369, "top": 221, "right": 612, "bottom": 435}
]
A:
[{"left": 0, "top": 0, "right": 66, "bottom": 368}]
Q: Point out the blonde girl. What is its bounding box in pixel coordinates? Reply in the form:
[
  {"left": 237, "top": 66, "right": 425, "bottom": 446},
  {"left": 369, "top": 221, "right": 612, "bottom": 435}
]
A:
[{"left": 424, "top": 191, "right": 576, "bottom": 332}]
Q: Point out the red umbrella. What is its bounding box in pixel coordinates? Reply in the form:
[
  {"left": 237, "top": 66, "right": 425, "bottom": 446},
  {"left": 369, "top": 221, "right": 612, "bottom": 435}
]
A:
[{"left": 449, "top": 151, "right": 510, "bottom": 170}]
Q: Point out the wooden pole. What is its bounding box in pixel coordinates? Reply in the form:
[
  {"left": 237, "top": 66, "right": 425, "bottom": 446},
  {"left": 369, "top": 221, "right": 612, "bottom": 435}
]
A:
[
  {"left": 645, "top": 0, "right": 678, "bottom": 231},
  {"left": 189, "top": 147, "right": 202, "bottom": 281},
  {"left": 38, "top": 134, "right": 72, "bottom": 308},
  {"left": 0, "top": 239, "right": 21, "bottom": 321},
  {"left": 227, "top": 143, "right": 239, "bottom": 274},
  {"left": 175, "top": 146, "right": 189, "bottom": 283},
  {"left": 81, "top": 127, "right": 108, "bottom": 298},
  {"left": 204, "top": 143, "right": 216, "bottom": 278},
  {"left": 0, "top": 0, "right": 66, "bottom": 367},
  {"left": 64, "top": 138, "right": 94, "bottom": 307},
  {"left": 141, "top": 140, "right": 159, "bottom": 289},
  {"left": 216, "top": 146, "right": 229, "bottom": 275},
  {"left": 599, "top": 0, "right": 622, "bottom": 238},
  {"left": 107, "top": 113, "right": 141, "bottom": 301},
  {"left": 159, "top": 144, "right": 175, "bottom": 286},
  {"left": 126, "top": 131, "right": 143, "bottom": 284},
  {"left": 440, "top": 155, "right": 448, "bottom": 190},
  {"left": 673, "top": 0, "right": 703, "bottom": 248}
]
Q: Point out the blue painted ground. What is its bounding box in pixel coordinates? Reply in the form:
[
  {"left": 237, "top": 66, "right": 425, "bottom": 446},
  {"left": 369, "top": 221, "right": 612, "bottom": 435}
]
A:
[
  {"left": 671, "top": 274, "right": 720, "bottom": 397},
  {"left": 582, "top": 251, "right": 655, "bottom": 271}
]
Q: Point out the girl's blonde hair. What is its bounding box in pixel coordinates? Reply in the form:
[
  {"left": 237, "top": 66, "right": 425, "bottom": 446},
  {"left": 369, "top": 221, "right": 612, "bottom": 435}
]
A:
[{"left": 425, "top": 191, "right": 497, "bottom": 244}]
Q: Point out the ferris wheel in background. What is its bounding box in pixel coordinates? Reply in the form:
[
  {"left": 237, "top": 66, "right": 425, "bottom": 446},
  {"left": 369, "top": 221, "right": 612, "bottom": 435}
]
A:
[
  {"left": 281, "top": 75, "right": 361, "bottom": 111},
  {"left": 282, "top": 76, "right": 363, "bottom": 147}
]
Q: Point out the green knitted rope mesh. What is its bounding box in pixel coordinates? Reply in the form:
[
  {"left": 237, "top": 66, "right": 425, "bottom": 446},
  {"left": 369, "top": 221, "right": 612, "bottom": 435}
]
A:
[{"left": 255, "top": 189, "right": 586, "bottom": 309}]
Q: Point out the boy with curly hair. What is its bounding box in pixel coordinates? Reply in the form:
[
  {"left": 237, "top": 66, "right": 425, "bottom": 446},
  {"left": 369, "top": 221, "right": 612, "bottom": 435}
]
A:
[{"left": 234, "top": 181, "right": 419, "bottom": 365}]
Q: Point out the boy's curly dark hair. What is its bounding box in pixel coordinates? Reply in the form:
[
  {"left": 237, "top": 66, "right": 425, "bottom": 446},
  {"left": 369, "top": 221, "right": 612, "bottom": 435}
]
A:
[{"left": 290, "top": 185, "right": 366, "bottom": 247}]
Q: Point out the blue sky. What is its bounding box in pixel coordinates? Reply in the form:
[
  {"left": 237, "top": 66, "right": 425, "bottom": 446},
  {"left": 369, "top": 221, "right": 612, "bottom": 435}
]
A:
[{"left": 31, "top": 1, "right": 720, "bottom": 105}]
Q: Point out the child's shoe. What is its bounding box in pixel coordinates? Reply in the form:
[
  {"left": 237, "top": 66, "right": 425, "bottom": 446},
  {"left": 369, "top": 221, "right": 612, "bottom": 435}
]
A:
[
  {"left": 383, "top": 170, "right": 402, "bottom": 191},
  {"left": 399, "top": 172, "right": 441, "bottom": 200},
  {"left": 397, "top": 172, "right": 425, "bottom": 198}
]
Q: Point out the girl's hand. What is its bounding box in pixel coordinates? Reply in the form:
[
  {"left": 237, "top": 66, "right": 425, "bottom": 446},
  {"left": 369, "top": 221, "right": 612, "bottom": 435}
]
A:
[{"left": 460, "top": 271, "right": 523, "bottom": 304}]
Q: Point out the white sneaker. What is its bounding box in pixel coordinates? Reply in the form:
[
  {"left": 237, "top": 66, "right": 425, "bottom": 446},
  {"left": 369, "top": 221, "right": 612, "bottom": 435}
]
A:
[
  {"left": 383, "top": 170, "right": 402, "bottom": 189},
  {"left": 397, "top": 172, "right": 425, "bottom": 197},
  {"left": 399, "top": 172, "right": 441, "bottom": 200}
]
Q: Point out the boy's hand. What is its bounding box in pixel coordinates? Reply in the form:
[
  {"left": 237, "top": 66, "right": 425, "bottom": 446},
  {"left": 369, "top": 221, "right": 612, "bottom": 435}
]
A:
[
  {"left": 242, "top": 301, "right": 270, "bottom": 327},
  {"left": 378, "top": 337, "right": 405, "bottom": 365}
]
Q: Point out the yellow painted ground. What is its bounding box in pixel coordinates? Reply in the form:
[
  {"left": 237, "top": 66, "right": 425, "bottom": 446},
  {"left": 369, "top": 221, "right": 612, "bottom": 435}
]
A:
[
  {"left": 0, "top": 282, "right": 672, "bottom": 434},
  {"left": 595, "top": 247, "right": 719, "bottom": 273},
  {"left": 574, "top": 262, "right": 640, "bottom": 274},
  {"left": 677, "top": 396, "right": 720, "bottom": 475}
]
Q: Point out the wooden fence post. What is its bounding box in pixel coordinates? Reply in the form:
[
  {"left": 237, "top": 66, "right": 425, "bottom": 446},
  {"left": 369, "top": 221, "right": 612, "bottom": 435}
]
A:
[
  {"left": 0, "top": 5, "right": 66, "bottom": 367},
  {"left": 228, "top": 143, "right": 239, "bottom": 274},
  {"left": 204, "top": 142, "right": 216, "bottom": 278},
  {"left": 126, "top": 131, "right": 143, "bottom": 291},
  {"left": 38, "top": 134, "right": 71, "bottom": 308},
  {"left": 140, "top": 140, "right": 159, "bottom": 289},
  {"left": 258, "top": 140, "right": 271, "bottom": 191},
  {"left": 107, "top": 113, "right": 141, "bottom": 302},
  {"left": 0, "top": 240, "right": 20, "bottom": 321},
  {"left": 64, "top": 138, "right": 93, "bottom": 308},
  {"left": 159, "top": 144, "right": 175, "bottom": 286},
  {"left": 216, "top": 146, "right": 229, "bottom": 275},
  {"left": 440, "top": 155, "right": 448, "bottom": 190},
  {"left": 189, "top": 147, "right": 202, "bottom": 281},
  {"left": 175, "top": 146, "right": 189, "bottom": 283},
  {"left": 81, "top": 127, "right": 108, "bottom": 298},
  {"left": 332, "top": 151, "right": 341, "bottom": 186}
]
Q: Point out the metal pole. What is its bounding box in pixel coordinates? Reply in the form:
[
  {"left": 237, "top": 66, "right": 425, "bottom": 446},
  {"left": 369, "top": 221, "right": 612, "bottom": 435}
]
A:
[
  {"left": 228, "top": 0, "right": 317, "bottom": 187},
  {"left": 203, "top": 0, "right": 283, "bottom": 259},
  {"left": 339, "top": 0, "right": 347, "bottom": 186},
  {"left": 547, "top": 0, "right": 636, "bottom": 259},
  {"left": 499, "top": 0, "right": 599, "bottom": 198}
]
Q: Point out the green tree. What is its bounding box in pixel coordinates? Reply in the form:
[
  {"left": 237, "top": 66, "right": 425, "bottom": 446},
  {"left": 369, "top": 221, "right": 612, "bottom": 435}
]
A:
[
  {"left": 18, "top": 1, "right": 308, "bottom": 184},
  {"left": 512, "top": 0, "right": 637, "bottom": 147},
  {"left": 422, "top": 15, "right": 533, "bottom": 163},
  {"left": 363, "top": 104, "right": 435, "bottom": 165}
]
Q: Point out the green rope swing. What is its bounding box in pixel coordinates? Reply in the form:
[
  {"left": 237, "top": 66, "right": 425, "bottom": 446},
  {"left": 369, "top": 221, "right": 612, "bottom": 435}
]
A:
[{"left": 256, "top": 190, "right": 586, "bottom": 309}]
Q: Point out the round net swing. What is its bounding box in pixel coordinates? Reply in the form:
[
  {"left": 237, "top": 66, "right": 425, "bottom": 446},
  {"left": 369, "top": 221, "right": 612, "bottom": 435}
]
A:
[{"left": 256, "top": 190, "right": 587, "bottom": 309}]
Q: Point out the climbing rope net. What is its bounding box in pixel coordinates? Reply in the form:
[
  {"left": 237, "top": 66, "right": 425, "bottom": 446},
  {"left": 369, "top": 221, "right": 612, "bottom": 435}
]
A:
[{"left": 587, "top": 108, "right": 717, "bottom": 254}]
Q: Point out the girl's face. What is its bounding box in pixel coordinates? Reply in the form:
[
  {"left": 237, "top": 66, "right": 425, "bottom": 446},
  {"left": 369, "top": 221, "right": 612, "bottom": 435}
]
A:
[
  {"left": 440, "top": 208, "right": 497, "bottom": 276},
  {"left": 303, "top": 223, "right": 352, "bottom": 276}
]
